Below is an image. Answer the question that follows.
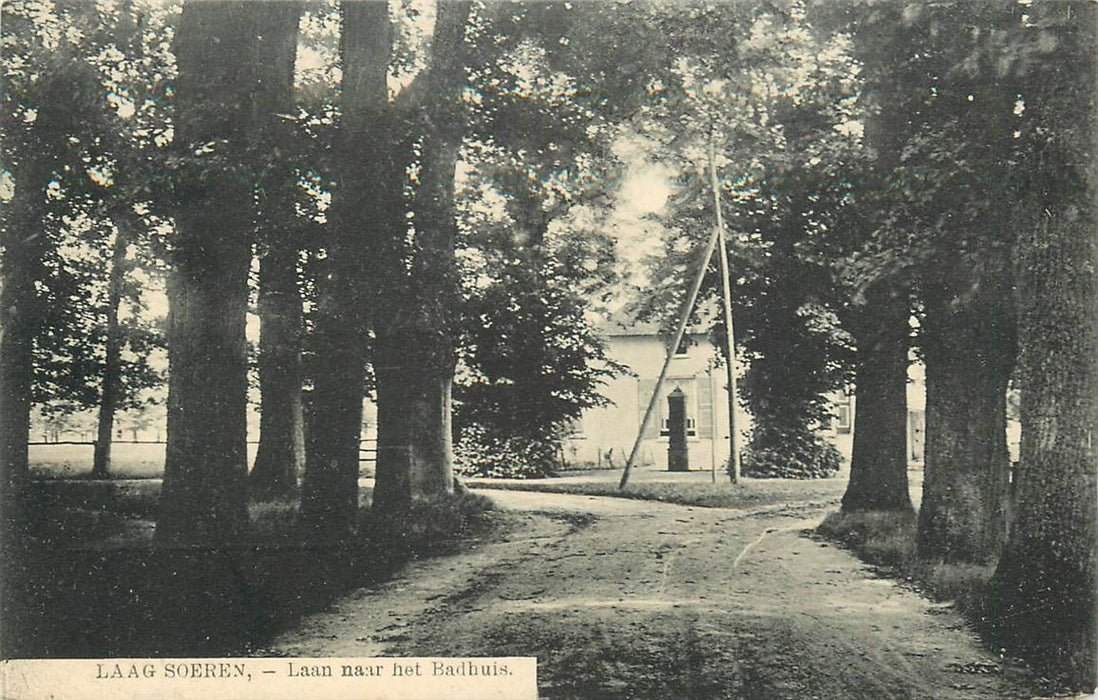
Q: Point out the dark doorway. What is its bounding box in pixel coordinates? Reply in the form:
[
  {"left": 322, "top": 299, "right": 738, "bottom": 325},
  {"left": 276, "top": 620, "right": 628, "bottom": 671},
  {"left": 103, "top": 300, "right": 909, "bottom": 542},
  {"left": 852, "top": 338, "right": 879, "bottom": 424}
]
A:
[{"left": 667, "top": 387, "right": 689, "bottom": 472}]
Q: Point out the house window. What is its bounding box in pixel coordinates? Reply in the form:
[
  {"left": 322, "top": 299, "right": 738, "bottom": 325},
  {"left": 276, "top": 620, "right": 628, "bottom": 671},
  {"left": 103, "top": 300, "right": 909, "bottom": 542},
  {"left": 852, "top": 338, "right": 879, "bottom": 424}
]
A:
[
  {"left": 836, "top": 403, "right": 852, "bottom": 433},
  {"left": 660, "top": 417, "right": 697, "bottom": 437}
]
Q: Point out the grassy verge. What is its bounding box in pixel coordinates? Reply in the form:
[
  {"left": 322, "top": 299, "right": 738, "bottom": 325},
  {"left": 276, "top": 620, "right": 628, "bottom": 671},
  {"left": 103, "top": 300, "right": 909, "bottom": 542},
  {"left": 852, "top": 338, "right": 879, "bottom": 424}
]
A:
[
  {"left": 29, "top": 443, "right": 167, "bottom": 480},
  {"left": 471, "top": 475, "right": 847, "bottom": 511},
  {"left": 816, "top": 510, "right": 996, "bottom": 624},
  {"left": 7, "top": 489, "right": 498, "bottom": 658}
]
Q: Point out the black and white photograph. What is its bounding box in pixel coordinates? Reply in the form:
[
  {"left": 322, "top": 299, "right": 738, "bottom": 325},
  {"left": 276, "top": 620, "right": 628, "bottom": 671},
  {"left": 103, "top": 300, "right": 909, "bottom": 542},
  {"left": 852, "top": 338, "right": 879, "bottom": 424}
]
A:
[{"left": 1, "top": 0, "right": 1095, "bottom": 698}]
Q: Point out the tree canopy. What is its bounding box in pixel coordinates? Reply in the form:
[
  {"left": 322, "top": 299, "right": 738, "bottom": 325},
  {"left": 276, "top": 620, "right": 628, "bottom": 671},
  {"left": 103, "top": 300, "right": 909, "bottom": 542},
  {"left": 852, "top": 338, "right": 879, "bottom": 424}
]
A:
[{"left": 1, "top": 0, "right": 1094, "bottom": 687}]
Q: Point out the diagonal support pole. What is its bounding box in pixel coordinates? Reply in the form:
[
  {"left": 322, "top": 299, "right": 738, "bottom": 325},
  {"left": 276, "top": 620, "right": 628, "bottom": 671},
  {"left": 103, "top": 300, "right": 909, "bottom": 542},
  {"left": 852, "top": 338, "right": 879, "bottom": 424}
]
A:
[{"left": 619, "top": 200, "right": 725, "bottom": 490}]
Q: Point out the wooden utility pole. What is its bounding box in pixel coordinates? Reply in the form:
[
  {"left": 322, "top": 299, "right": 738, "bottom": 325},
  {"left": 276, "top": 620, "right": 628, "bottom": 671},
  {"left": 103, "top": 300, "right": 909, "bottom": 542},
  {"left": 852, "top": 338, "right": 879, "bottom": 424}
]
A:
[
  {"left": 619, "top": 206, "right": 726, "bottom": 490},
  {"left": 708, "top": 134, "right": 741, "bottom": 483}
]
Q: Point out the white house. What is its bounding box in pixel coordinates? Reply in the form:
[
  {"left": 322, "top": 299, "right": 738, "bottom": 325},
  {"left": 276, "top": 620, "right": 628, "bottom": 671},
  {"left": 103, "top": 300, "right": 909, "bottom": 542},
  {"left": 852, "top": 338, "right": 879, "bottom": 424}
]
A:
[
  {"left": 563, "top": 322, "right": 938, "bottom": 472},
  {"left": 563, "top": 322, "right": 751, "bottom": 471}
]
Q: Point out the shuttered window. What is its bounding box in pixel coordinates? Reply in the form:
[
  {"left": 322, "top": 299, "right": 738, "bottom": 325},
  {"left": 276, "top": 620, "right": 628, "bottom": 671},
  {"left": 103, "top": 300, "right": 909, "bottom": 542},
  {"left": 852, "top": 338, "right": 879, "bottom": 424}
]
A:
[
  {"left": 638, "top": 379, "right": 660, "bottom": 439},
  {"left": 697, "top": 378, "right": 713, "bottom": 438},
  {"left": 639, "top": 379, "right": 711, "bottom": 439}
]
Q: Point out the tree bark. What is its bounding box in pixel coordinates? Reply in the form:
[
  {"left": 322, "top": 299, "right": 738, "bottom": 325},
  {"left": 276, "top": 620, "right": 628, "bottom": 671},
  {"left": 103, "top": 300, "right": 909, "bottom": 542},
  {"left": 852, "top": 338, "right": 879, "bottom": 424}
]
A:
[
  {"left": 916, "top": 261, "right": 1015, "bottom": 563},
  {"left": 0, "top": 174, "right": 50, "bottom": 539},
  {"left": 0, "top": 192, "right": 42, "bottom": 661},
  {"left": 405, "top": 129, "right": 463, "bottom": 500},
  {"left": 0, "top": 9, "right": 92, "bottom": 651},
  {"left": 992, "top": 3, "right": 1097, "bottom": 689},
  {"left": 300, "top": 0, "right": 392, "bottom": 539},
  {"left": 0, "top": 17, "right": 82, "bottom": 538},
  {"left": 407, "top": 0, "right": 471, "bottom": 501},
  {"left": 248, "top": 1, "right": 304, "bottom": 502},
  {"left": 837, "top": 4, "right": 918, "bottom": 512},
  {"left": 372, "top": 338, "right": 416, "bottom": 513},
  {"left": 92, "top": 214, "right": 132, "bottom": 479},
  {"left": 372, "top": 0, "right": 472, "bottom": 512},
  {"left": 841, "top": 284, "right": 912, "bottom": 512},
  {"left": 913, "top": 65, "right": 1022, "bottom": 564},
  {"left": 250, "top": 238, "right": 305, "bottom": 500},
  {"left": 992, "top": 202, "right": 1098, "bottom": 689},
  {"left": 157, "top": 1, "right": 295, "bottom": 545}
]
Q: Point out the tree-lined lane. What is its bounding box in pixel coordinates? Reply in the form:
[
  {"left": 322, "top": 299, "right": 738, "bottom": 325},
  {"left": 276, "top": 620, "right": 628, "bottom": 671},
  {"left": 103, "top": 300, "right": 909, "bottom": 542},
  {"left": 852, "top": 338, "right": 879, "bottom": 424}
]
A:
[{"left": 269, "top": 490, "right": 1045, "bottom": 700}]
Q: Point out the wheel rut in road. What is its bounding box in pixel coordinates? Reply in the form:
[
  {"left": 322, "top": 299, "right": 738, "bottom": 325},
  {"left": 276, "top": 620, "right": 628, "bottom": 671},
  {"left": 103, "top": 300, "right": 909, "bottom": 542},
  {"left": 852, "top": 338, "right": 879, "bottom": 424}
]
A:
[{"left": 268, "top": 489, "right": 1047, "bottom": 700}]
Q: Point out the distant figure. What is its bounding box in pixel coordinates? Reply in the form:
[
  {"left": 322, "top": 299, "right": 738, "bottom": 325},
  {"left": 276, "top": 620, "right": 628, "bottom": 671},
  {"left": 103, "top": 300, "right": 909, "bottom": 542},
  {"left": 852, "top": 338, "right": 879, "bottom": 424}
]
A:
[{"left": 605, "top": 448, "right": 615, "bottom": 468}]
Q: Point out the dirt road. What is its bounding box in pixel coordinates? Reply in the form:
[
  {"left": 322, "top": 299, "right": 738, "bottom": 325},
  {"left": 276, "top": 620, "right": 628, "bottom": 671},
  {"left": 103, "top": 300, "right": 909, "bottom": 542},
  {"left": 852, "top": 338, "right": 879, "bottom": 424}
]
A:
[{"left": 267, "top": 490, "right": 1048, "bottom": 699}]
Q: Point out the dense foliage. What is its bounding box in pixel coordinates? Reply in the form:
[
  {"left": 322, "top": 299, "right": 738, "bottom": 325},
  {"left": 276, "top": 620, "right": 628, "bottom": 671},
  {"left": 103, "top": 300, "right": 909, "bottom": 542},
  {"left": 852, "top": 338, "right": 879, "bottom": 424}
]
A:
[
  {"left": 739, "top": 429, "right": 843, "bottom": 479},
  {"left": 2, "top": 0, "right": 1093, "bottom": 686}
]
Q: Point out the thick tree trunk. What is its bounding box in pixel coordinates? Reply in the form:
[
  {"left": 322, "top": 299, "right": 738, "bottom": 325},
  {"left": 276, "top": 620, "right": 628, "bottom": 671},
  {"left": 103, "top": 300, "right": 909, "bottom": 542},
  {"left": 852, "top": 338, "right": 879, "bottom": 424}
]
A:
[
  {"left": 159, "top": 199, "right": 251, "bottom": 544},
  {"left": 300, "top": 1, "right": 392, "bottom": 538},
  {"left": 407, "top": 0, "right": 469, "bottom": 501},
  {"left": 0, "top": 208, "right": 40, "bottom": 661},
  {"left": 992, "top": 204, "right": 1098, "bottom": 689},
  {"left": 157, "top": 2, "right": 292, "bottom": 545},
  {"left": 373, "top": 340, "right": 458, "bottom": 510},
  {"left": 92, "top": 216, "right": 131, "bottom": 479},
  {"left": 372, "top": 1, "right": 471, "bottom": 511},
  {"left": 248, "top": 2, "right": 304, "bottom": 502},
  {"left": 0, "top": 28, "right": 79, "bottom": 649},
  {"left": 299, "top": 295, "right": 367, "bottom": 537},
  {"left": 841, "top": 285, "right": 912, "bottom": 512},
  {"left": 992, "top": 4, "right": 1097, "bottom": 689},
  {"left": 0, "top": 209, "right": 46, "bottom": 538},
  {"left": 916, "top": 270, "right": 1015, "bottom": 563},
  {"left": 408, "top": 367, "right": 457, "bottom": 497},
  {"left": 405, "top": 130, "right": 463, "bottom": 500},
  {"left": 250, "top": 239, "right": 305, "bottom": 500},
  {"left": 837, "top": 6, "right": 919, "bottom": 511},
  {"left": 372, "top": 335, "right": 417, "bottom": 512},
  {"left": 915, "top": 70, "right": 1021, "bottom": 564},
  {"left": 372, "top": 323, "right": 459, "bottom": 511}
]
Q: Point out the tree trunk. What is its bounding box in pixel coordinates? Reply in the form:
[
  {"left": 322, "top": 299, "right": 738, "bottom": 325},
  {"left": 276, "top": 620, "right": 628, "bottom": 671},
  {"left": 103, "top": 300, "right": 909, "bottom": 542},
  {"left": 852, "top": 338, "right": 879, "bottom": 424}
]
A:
[
  {"left": 992, "top": 203, "right": 1098, "bottom": 689},
  {"left": 92, "top": 214, "right": 132, "bottom": 479},
  {"left": 408, "top": 367, "right": 457, "bottom": 496},
  {"left": 157, "top": 1, "right": 290, "bottom": 545},
  {"left": 0, "top": 200, "right": 48, "bottom": 538},
  {"left": 1, "top": 80, "right": 73, "bottom": 658},
  {"left": 405, "top": 130, "right": 462, "bottom": 501},
  {"left": 916, "top": 269, "right": 1015, "bottom": 563},
  {"left": 372, "top": 338, "right": 416, "bottom": 512},
  {"left": 407, "top": 0, "right": 470, "bottom": 501},
  {"left": 248, "top": 1, "right": 304, "bottom": 502},
  {"left": 299, "top": 298, "right": 367, "bottom": 538},
  {"left": 0, "top": 206, "right": 40, "bottom": 661},
  {"left": 250, "top": 238, "right": 305, "bottom": 500},
  {"left": 837, "top": 5, "right": 918, "bottom": 512},
  {"left": 841, "top": 285, "right": 912, "bottom": 512},
  {"left": 992, "top": 3, "right": 1097, "bottom": 689},
  {"left": 300, "top": 1, "right": 392, "bottom": 539},
  {"left": 372, "top": 1, "right": 471, "bottom": 511}
]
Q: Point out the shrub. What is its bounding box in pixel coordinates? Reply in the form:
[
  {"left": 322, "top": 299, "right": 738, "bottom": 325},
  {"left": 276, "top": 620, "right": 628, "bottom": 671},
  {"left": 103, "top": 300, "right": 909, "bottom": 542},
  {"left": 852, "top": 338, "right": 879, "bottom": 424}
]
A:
[
  {"left": 816, "top": 510, "right": 918, "bottom": 569},
  {"left": 359, "top": 490, "right": 495, "bottom": 555},
  {"left": 738, "top": 428, "right": 843, "bottom": 479},
  {"left": 453, "top": 424, "right": 559, "bottom": 478},
  {"left": 248, "top": 499, "right": 301, "bottom": 544}
]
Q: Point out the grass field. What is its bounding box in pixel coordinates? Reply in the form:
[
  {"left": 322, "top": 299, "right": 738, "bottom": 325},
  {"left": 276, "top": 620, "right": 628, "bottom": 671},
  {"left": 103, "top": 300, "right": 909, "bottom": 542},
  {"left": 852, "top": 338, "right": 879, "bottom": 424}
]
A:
[
  {"left": 29, "top": 442, "right": 254, "bottom": 479},
  {"left": 470, "top": 467, "right": 925, "bottom": 511},
  {"left": 30, "top": 442, "right": 924, "bottom": 512},
  {"left": 470, "top": 471, "right": 846, "bottom": 509}
]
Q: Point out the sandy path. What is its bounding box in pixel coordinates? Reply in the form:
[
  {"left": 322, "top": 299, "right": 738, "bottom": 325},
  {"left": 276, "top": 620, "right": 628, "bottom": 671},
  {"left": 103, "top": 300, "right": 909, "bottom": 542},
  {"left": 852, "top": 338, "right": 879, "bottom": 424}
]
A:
[{"left": 267, "top": 490, "right": 1045, "bottom": 700}]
